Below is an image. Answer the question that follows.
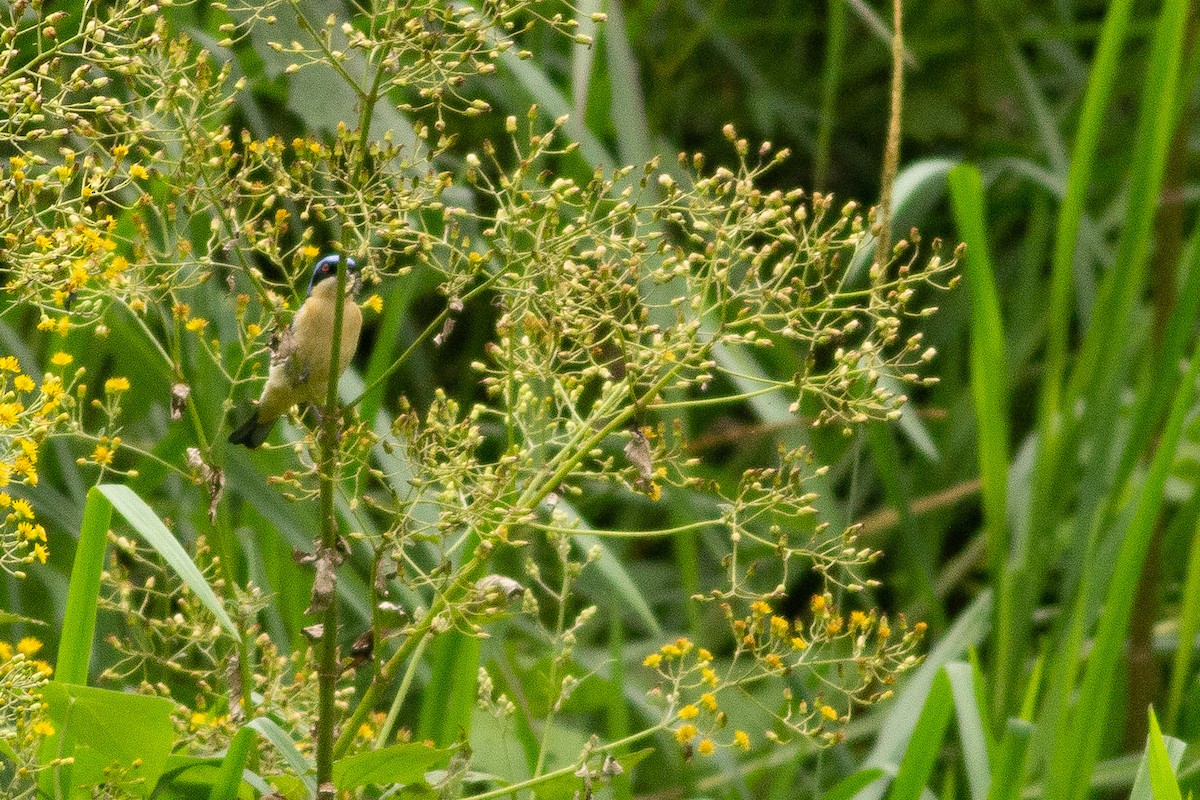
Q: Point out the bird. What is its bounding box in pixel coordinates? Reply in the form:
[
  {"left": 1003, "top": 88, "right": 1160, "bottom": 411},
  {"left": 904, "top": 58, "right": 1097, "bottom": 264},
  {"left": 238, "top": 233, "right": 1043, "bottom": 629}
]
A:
[{"left": 228, "top": 254, "right": 363, "bottom": 448}]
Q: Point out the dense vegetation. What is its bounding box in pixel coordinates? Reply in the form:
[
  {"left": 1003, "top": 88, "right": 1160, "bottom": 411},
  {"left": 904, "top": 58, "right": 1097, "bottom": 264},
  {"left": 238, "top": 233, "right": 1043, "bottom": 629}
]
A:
[{"left": 2, "top": 0, "right": 1198, "bottom": 798}]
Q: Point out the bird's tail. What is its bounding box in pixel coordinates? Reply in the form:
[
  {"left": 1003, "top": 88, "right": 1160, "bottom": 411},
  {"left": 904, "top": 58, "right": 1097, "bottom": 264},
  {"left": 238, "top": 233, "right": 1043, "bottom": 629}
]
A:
[{"left": 228, "top": 403, "right": 275, "bottom": 448}]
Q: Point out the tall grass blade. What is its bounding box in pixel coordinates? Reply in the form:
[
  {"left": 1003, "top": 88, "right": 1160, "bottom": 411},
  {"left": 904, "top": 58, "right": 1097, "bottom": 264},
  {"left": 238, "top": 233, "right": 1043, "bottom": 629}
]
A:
[
  {"left": 1045, "top": 339, "right": 1200, "bottom": 799},
  {"left": 945, "top": 662, "right": 990, "bottom": 800},
  {"left": 885, "top": 669, "right": 954, "bottom": 800},
  {"left": 97, "top": 484, "right": 237, "bottom": 636},
  {"left": 54, "top": 487, "right": 113, "bottom": 686}
]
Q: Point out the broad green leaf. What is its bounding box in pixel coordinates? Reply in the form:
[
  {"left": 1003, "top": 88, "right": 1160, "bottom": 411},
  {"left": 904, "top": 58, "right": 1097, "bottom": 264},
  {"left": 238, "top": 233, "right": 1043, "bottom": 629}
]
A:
[
  {"left": 333, "top": 742, "right": 453, "bottom": 790},
  {"left": 41, "top": 681, "right": 175, "bottom": 799}
]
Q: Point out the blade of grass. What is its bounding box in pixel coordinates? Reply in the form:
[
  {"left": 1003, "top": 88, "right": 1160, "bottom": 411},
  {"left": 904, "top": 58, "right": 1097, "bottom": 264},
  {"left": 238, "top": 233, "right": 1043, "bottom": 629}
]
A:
[
  {"left": 1044, "top": 331, "right": 1200, "bottom": 800},
  {"left": 814, "top": 0, "right": 847, "bottom": 188},
  {"left": 945, "top": 662, "right": 989, "bottom": 800},
  {"left": 97, "top": 483, "right": 237, "bottom": 636},
  {"left": 248, "top": 716, "right": 316, "bottom": 797},
  {"left": 210, "top": 725, "right": 256, "bottom": 800},
  {"left": 600, "top": 0, "right": 653, "bottom": 167},
  {"left": 984, "top": 719, "right": 1031, "bottom": 800},
  {"left": 1035, "top": 0, "right": 1135, "bottom": 458},
  {"left": 1141, "top": 708, "right": 1183, "bottom": 800},
  {"left": 867, "top": 590, "right": 991, "bottom": 769},
  {"left": 885, "top": 669, "right": 954, "bottom": 800},
  {"left": 54, "top": 487, "right": 113, "bottom": 686},
  {"left": 947, "top": 164, "right": 1010, "bottom": 581},
  {"left": 1166, "top": 486, "right": 1200, "bottom": 730}
]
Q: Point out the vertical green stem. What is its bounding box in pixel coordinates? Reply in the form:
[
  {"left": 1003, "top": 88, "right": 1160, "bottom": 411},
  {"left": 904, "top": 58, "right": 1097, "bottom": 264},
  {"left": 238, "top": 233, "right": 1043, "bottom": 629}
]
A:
[
  {"left": 813, "top": 0, "right": 846, "bottom": 189},
  {"left": 314, "top": 255, "right": 349, "bottom": 798},
  {"left": 873, "top": 0, "right": 904, "bottom": 273}
]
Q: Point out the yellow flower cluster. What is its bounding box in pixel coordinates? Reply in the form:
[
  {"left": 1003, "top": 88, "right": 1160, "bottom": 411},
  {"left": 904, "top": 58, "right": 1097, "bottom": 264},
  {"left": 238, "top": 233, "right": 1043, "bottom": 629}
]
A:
[
  {"left": 642, "top": 596, "right": 926, "bottom": 752},
  {"left": 0, "top": 354, "right": 110, "bottom": 575},
  {"left": 0, "top": 636, "right": 55, "bottom": 753}
]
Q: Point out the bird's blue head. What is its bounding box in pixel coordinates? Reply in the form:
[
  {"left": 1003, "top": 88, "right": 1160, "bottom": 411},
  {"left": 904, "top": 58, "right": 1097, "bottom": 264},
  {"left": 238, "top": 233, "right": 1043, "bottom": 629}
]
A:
[{"left": 307, "top": 254, "right": 360, "bottom": 296}]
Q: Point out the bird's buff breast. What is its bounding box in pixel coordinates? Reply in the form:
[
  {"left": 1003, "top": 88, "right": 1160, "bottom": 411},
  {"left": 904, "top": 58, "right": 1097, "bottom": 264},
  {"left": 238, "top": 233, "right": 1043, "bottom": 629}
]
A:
[{"left": 257, "top": 294, "right": 362, "bottom": 420}]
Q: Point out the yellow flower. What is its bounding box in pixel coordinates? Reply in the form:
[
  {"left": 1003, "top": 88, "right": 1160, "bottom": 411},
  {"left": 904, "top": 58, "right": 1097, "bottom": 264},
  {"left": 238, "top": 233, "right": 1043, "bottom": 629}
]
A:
[
  {"left": 677, "top": 704, "right": 698, "bottom": 720},
  {"left": 734, "top": 730, "right": 750, "bottom": 751},
  {"left": 185, "top": 317, "right": 208, "bottom": 333},
  {"left": 701, "top": 667, "right": 718, "bottom": 687},
  {"left": 791, "top": 636, "right": 808, "bottom": 650},
  {"left": 14, "top": 374, "right": 34, "bottom": 392},
  {"left": 190, "top": 711, "right": 208, "bottom": 729},
  {"left": 11, "top": 498, "right": 34, "bottom": 519},
  {"left": 642, "top": 653, "right": 662, "bottom": 669},
  {"left": 0, "top": 356, "right": 20, "bottom": 372},
  {"left": 697, "top": 738, "right": 715, "bottom": 756},
  {"left": 92, "top": 444, "right": 114, "bottom": 466},
  {"left": 16, "top": 637, "right": 42, "bottom": 657},
  {"left": 32, "top": 542, "right": 48, "bottom": 563},
  {"left": 105, "top": 377, "right": 130, "bottom": 393},
  {"left": 0, "top": 402, "right": 22, "bottom": 427},
  {"left": 356, "top": 723, "right": 374, "bottom": 740},
  {"left": 849, "top": 610, "right": 869, "bottom": 631},
  {"left": 700, "top": 693, "right": 718, "bottom": 712},
  {"left": 810, "top": 594, "right": 827, "bottom": 613},
  {"left": 301, "top": 245, "right": 320, "bottom": 259},
  {"left": 40, "top": 375, "right": 64, "bottom": 402},
  {"left": 50, "top": 352, "right": 73, "bottom": 367},
  {"left": 18, "top": 522, "right": 46, "bottom": 542},
  {"left": 106, "top": 255, "right": 130, "bottom": 277},
  {"left": 819, "top": 705, "right": 838, "bottom": 721},
  {"left": 750, "top": 600, "right": 772, "bottom": 615},
  {"left": 0, "top": 642, "right": 10, "bottom": 661},
  {"left": 770, "top": 616, "right": 790, "bottom": 637},
  {"left": 32, "top": 720, "right": 55, "bottom": 737},
  {"left": 128, "top": 164, "right": 149, "bottom": 180},
  {"left": 362, "top": 294, "right": 383, "bottom": 314},
  {"left": 112, "top": 143, "right": 129, "bottom": 158},
  {"left": 674, "top": 724, "right": 697, "bottom": 744}
]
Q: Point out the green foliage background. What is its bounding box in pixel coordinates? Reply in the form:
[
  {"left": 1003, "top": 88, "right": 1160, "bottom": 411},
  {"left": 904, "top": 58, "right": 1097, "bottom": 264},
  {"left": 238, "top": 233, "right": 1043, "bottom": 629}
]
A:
[{"left": 3, "top": 0, "right": 1200, "bottom": 797}]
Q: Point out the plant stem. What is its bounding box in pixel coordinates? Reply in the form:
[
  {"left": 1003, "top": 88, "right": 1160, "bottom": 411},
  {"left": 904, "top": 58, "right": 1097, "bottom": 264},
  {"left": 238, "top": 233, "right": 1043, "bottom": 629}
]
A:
[
  {"left": 873, "top": 0, "right": 904, "bottom": 273},
  {"left": 313, "top": 254, "right": 350, "bottom": 798}
]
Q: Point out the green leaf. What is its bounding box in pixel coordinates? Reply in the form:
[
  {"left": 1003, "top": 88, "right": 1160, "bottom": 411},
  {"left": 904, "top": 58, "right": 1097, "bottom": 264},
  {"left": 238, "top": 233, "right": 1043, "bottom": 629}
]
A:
[
  {"left": 96, "top": 483, "right": 237, "bottom": 636},
  {"left": 1140, "top": 708, "right": 1183, "bottom": 800},
  {"left": 248, "top": 717, "right": 315, "bottom": 798},
  {"left": 210, "top": 725, "right": 257, "bottom": 800},
  {"left": 945, "top": 662, "right": 990, "bottom": 800},
  {"left": 825, "top": 768, "right": 887, "bottom": 800},
  {"left": 333, "top": 742, "right": 453, "bottom": 790},
  {"left": 418, "top": 632, "right": 480, "bottom": 747},
  {"left": 54, "top": 486, "right": 113, "bottom": 686},
  {"left": 986, "top": 719, "right": 1032, "bottom": 800},
  {"left": 886, "top": 669, "right": 955, "bottom": 800},
  {"left": 40, "top": 681, "right": 176, "bottom": 799}
]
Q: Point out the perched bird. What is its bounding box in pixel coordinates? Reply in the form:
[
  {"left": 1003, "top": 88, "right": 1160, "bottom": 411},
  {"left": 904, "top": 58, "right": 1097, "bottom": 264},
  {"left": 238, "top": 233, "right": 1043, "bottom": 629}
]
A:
[{"left": 228, "top": 254, "right": 363, "bottom": 448}]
